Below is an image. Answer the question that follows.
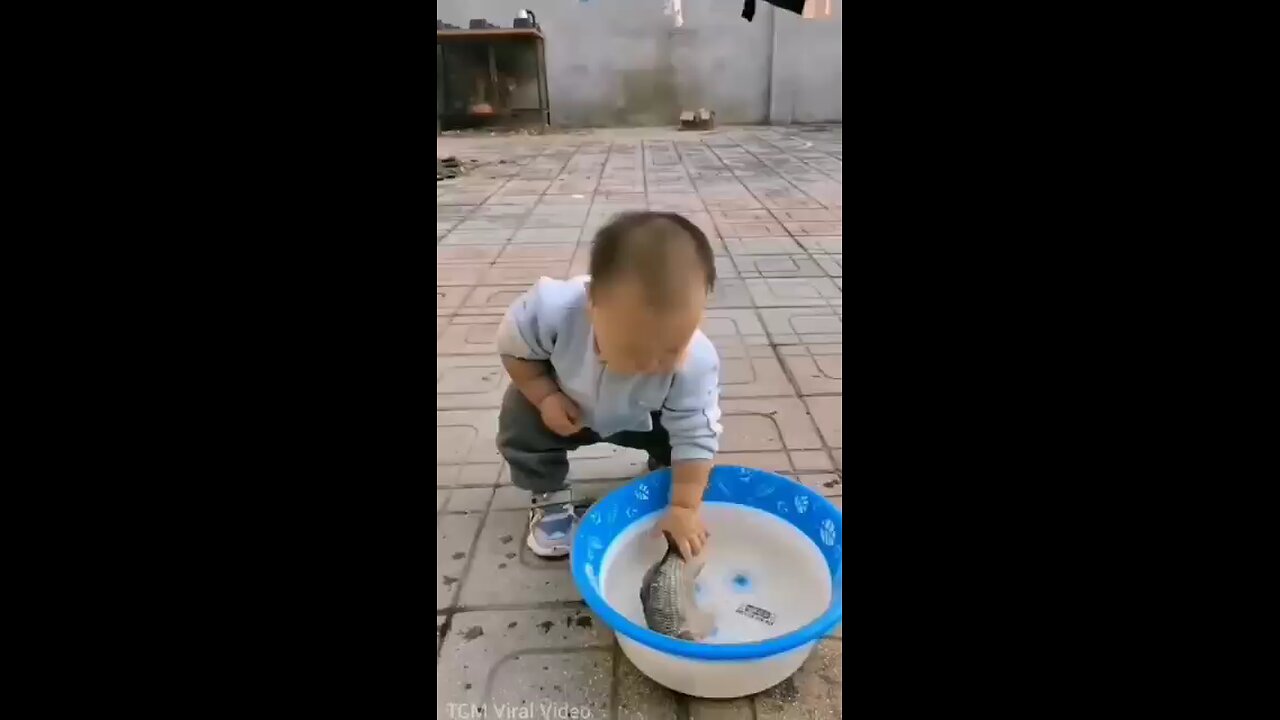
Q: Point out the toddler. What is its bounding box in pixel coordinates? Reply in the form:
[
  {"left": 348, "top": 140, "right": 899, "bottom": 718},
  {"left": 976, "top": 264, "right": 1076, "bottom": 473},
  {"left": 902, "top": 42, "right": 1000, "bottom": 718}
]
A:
[{"left": 496, "top": 211, "right": 722, "bottom": 559}]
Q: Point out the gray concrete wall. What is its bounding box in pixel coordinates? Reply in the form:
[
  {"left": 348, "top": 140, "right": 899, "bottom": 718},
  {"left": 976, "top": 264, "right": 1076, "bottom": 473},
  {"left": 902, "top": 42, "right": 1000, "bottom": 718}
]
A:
[
  {"left": 436, "top": 0, "right": 840, "bottom": 127},
  {"left": 769, "top": 1, "right": 844, "bottom": 123}
]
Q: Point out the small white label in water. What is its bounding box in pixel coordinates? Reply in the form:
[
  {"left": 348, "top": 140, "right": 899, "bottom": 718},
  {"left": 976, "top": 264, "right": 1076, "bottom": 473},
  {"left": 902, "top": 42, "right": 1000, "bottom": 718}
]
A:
[{"left": 736, "top": 603, "right": 776, "bottom": 626}]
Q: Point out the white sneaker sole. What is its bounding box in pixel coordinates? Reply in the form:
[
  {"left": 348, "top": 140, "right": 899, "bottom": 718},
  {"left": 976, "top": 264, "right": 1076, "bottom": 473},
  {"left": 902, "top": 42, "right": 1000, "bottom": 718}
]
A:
[{"left": 526, "top": 531, "right": 570, "bottom": 558}]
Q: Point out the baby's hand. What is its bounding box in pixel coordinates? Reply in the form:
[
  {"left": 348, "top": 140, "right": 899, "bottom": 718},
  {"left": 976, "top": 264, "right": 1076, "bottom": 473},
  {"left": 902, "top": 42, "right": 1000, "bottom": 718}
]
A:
[
  {"left": 656, "top": 505, "right": 709, "bottom": 560},
  {"left": 538, "top": 392, "right": 583, "bottom": 437}
]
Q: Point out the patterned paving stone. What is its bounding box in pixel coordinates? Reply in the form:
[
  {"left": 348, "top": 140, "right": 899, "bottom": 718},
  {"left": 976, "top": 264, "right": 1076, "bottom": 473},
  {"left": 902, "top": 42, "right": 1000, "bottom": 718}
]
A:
[
  {"left": 782, "top": 221, "right": 843, "bottom": 236},
  {"left": 438, "top": 265, "right": 488, "bottom": 286},
  {"left": 710, "top": 209, "right": 775, "bottom": 223},
  {"left": 481, "top": 262, "right": 573, "bottom": 285},
  {"left": 458, "top": 511, "right": 582, "bottom": 605},
  {"left": 724, "top": 237, "right": 806, "bottom": 255},
  {"left": 436, "top": 607, "right": 614, "bottom": 719},
  {"left": 616, "top": 652, "right": 680, "bottom": 719},
  {"left": 437, "top": 356, "right": 509, "bottom": 409},
  {"left": 759, "top": 308, "right": 843, "bottom": 345},
  {"left": 746, "top": 278, "right": 842, "bottom": 308},
  {"left": 438, "top": 514, "right": 482, "bottom": 609},
  {"left": 770, "top": 208, "right": 842, "bottom": 222},
  {"left": 814, "top": 254, "right": 842, "bottom": 277},
  {"left": 755, "top": 640, "right": 843, "bottom": 719},
  {"left": 707, "top": 278, "right": 753, "bottom": 308},
  {"left": 437, "top": 286, "right": 470, "bottom": 315},
  {"left": 456, "top": 217, "right": 524, "bottom": 232},
  {"left": 495, "top": 243, "right": 576, "bottom": 264},
  {"left": 701, "top": 309, "right": 769, "bottom": 349},
  {"left": 438, "top": 316, "right": 502, "bottom": 354},
  {"left": 440, "top": 487, "right": 495, "bottom": 513},
  {"left": 717, "top": 398, "right": 824, "bottom": 473},
  {"left": 437, "top": 463, "right": 503, "bottom": 488},
  {"left": 731, "top": 254, "right": 826, "bottom": 278},
  {"left": 792, "top": 473, "right": 843, "bottom": 497},
  {"left": 718, "top": 344, "right": 796, "bottom": 398},
  {"left": 779, "top": 344, "right": 842, "bottom": 395},
  {"left": 439, "top": 229, "right": 515, "bottom": 245},
  {"left": 456, "top": 285, "right": 525, "bottom": 316},
  {"left": 794, "top": 236, "right": 842, "bottom": 254},
  {"left": 689, "top": 697, "right": 755, "bottom": 719},
  {"left": 438, "top": 245, "right": 503, "bottom": 264},
  {"left": 804, "top": 396, "right": 842, "bottom": 449},
  {"left": 436, "top": 409, "right": 501, "bottom": 464}
]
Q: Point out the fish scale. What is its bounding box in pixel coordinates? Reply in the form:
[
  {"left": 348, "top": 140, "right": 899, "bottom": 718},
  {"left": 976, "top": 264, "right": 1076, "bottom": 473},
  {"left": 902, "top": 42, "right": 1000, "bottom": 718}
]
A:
[{"left": 639, "top": 533, "right": 715, "bottom": 641}]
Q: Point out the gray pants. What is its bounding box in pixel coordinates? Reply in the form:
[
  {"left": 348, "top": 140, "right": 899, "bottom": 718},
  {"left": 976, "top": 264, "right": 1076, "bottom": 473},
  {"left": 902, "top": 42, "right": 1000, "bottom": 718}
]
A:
[{"left": 497, "top": 385, "right": 672, "bottom": 493}]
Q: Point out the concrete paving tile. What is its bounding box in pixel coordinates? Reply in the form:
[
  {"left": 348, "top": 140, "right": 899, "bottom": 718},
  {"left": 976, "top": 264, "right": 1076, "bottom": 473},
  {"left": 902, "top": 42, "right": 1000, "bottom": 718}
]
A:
[
  {"left": 713, "top": 255, "right": 738, "bottom": 279},
  {"left": 482, "top": 195, "right": 541, "bottom": 207},
  {"left": 437, "top": 245, "right": 502, "bottom": 264},
  {"left": 782, "top": 221, "right": 843, "bottom": 236},
  {"left": 438, "top": 191, "right": 494, "bottom": 205},
  {"left": 716, "top": 451, "right": 793, "bottom": 473},
  {"left": 814, "top": 254, "right": 842, "bottom": 277},
  {"left": 440, "top": 229, "right": 515, "bottom": 245},
  {"left": 522, "top": 213, "right": 589, "bottom": 229},
  {"left": 831, "top": 449, "right": 841, "bottom": 471},
  {"left": 616, "top": 652, "right": 680, "bottom": 719},
  {"left": 701, "top": 198, "right": 764, "bottom": 211},
  {"left": 437, "top": 264, "right": 487, "bottom": 287},
  {"left": 716, "top": 221, "right": 787, "bottom": 237},
  {"left": 472, "top": 204, "right": 532, "bottom": 217},
  {"left": 437, "top": 205, "right": 476, "bottom": 219},
  {"left": 779, "top": 344, "right": 842, "bottom": 394},
  {"left": 491, "top": 479, "right": 626, "bottom": 510},
  {"left": 689, "top": 697, "right": 754, "bottom": 719},
  {"left": 701, "top": 309, "right": 769, "bottom": 348},
  {"left": 718, "top": 344, "right": 796, "bottom": 398},
  {"left": 648, "top": 193, "right": 705, "bottom": 212},
  {"left": 760, "top": 309, "right": 843, "bottom": 345},
  {"left": 437, "top": 356, "right": 509, "bottom": 409},
  {"left": 724, "top": 237, "right": 807, "bottom": 255},
  {"left": 829, "top": 497, "right": 842, "bottom": 511},
  {"left": 731, "top": 254, "right": 825, "bottom": 278},
  {"left": 437, "top": 463, "right": 504, "bottom": 487},
  {"left": 803, "top": 397, "right": 842, "bottom": 449},
  {"left": 758, "top": 195, "right": 825, "bottom": 209},
  {"left": 457, "top": 285, "right": 526, "bottom": 316},
  {"left": 457, "top": 511, "right": 583, "bottom": 606},
  {"left": 444, "top": 487, "right": 495, "bottom": 513},
  {"left": 499, "top": 179, "right": 553, "bottom": 194},
  {"left": 438, "top": 316, "right": 502, "bottom": 354},
  {"left": 720, "top": 397, "right": 824, "bottom": 451},
  {"left": 437, "top": 514, "right": 482, "bottom": 609},
  {"left": 481, "top": 262, "right": 573, "bottom": 285},
  {"left": 707, "top": 279, "right": 753, "bottom": 308},
  {"left": 568, "top": 443, "right": 649, "bottom": 481},
  {"left": 770, "top": 208, "right": 841, "bottom": 222},
  {"left": 511, "top": 227, "right": 583, "bottom": 244},
  {"left": 495, "top": 243, "right": 576, "bottom": 264},
  {"left": 791, "top": 473, "right": 843, "bottom": 497},
  {"left": 437, "top": 286, "right": 470, "bottom": 315},
  {"left": 746, "top": 278, "right": 842, "bottom": 308},
  {"left": 536, "top": 194, "right": 594, "bottom": 206},
  {"left": 789, "top": 451, "right": 835, "bottom": 472},
  {"left": 436, "top": 608, "right": 614, "bottom": 719},
  {"left": 755, "top": 640, "right": 842, "bottom": 719},
  {"left": 710, "top": 209, "right": 775, "bottom": 223},
  {"left": 437, "top": 490, "right": 448, "bottom": 513},
  {"left": 456, "top": 217, "right": 525, "bottom": 232},
  {"left": 436, "top": 409, "right": 501, "bottom": 464},
  {"left": 794, "top": 236, "right": 842, "bottom": 254}
]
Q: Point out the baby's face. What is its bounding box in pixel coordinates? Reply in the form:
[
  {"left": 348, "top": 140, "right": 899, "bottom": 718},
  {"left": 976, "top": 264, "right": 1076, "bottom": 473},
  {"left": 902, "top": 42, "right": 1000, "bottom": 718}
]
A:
[{"left": 589, "top": 281, "right": 704, "bottom": 375}]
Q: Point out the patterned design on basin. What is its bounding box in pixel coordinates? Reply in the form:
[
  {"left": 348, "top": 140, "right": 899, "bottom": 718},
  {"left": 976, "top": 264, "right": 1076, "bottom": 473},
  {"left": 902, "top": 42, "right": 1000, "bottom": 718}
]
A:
[{"left": 570, "top": 465, "right": 842, "bottom": 661}]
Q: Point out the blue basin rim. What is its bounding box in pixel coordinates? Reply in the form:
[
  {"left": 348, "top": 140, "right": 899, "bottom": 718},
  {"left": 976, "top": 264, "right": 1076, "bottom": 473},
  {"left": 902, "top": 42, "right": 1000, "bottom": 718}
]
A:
[{"left": 569, "top": 466, "right": 843, "bottom": 661}]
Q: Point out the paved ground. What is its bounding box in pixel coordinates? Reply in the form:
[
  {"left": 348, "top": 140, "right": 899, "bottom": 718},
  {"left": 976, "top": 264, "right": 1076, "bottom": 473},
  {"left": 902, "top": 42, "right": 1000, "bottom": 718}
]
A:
[{"left": 437, "top": 126, "right": 842, "bottom": 719}]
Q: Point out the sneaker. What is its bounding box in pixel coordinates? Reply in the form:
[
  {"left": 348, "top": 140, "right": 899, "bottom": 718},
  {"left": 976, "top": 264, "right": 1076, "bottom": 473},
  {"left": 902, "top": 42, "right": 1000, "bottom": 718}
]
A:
[{"left": 527, "top": 502, "right": 577, "bottom": 558}]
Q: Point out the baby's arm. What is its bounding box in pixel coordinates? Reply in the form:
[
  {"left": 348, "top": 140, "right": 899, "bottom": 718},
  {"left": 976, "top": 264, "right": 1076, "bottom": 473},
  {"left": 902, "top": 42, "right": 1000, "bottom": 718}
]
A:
[
  {"left": 657, "top": 335, "right": 723, "bottom": 557},
  {"left": 496, "top": 279, "right": 582, "bottom": 435}
]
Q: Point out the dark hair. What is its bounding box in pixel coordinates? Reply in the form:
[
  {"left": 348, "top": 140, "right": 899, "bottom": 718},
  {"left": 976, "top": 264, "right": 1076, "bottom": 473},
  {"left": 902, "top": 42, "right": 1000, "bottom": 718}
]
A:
[{"left": 588, "top": 211, "right": 716, "bottom": 307}]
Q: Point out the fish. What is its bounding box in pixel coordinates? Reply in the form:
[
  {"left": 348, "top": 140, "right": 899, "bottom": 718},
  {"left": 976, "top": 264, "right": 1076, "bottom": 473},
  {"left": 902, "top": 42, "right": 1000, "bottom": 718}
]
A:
[{"left": 639, "top": 532, "right": 715, "bottom": 641}]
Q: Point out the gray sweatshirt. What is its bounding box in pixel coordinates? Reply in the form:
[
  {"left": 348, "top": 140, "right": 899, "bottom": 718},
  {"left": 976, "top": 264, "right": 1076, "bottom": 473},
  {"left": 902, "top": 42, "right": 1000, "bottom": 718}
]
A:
[{"left": 496, "top": 276, "right": 722, "bottom": 462}]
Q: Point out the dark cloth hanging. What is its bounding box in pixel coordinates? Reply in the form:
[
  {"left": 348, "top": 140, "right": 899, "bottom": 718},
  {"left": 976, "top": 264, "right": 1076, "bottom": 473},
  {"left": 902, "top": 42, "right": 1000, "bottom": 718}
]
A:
[{"left": 742, "top": 0, "right": 808, "bottom": 22}]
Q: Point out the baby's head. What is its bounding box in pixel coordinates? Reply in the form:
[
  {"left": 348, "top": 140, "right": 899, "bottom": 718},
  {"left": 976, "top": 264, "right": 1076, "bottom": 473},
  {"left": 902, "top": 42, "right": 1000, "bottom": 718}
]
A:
[{"left": 587, "top": 211, "right": 716, "bottom": 375}]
